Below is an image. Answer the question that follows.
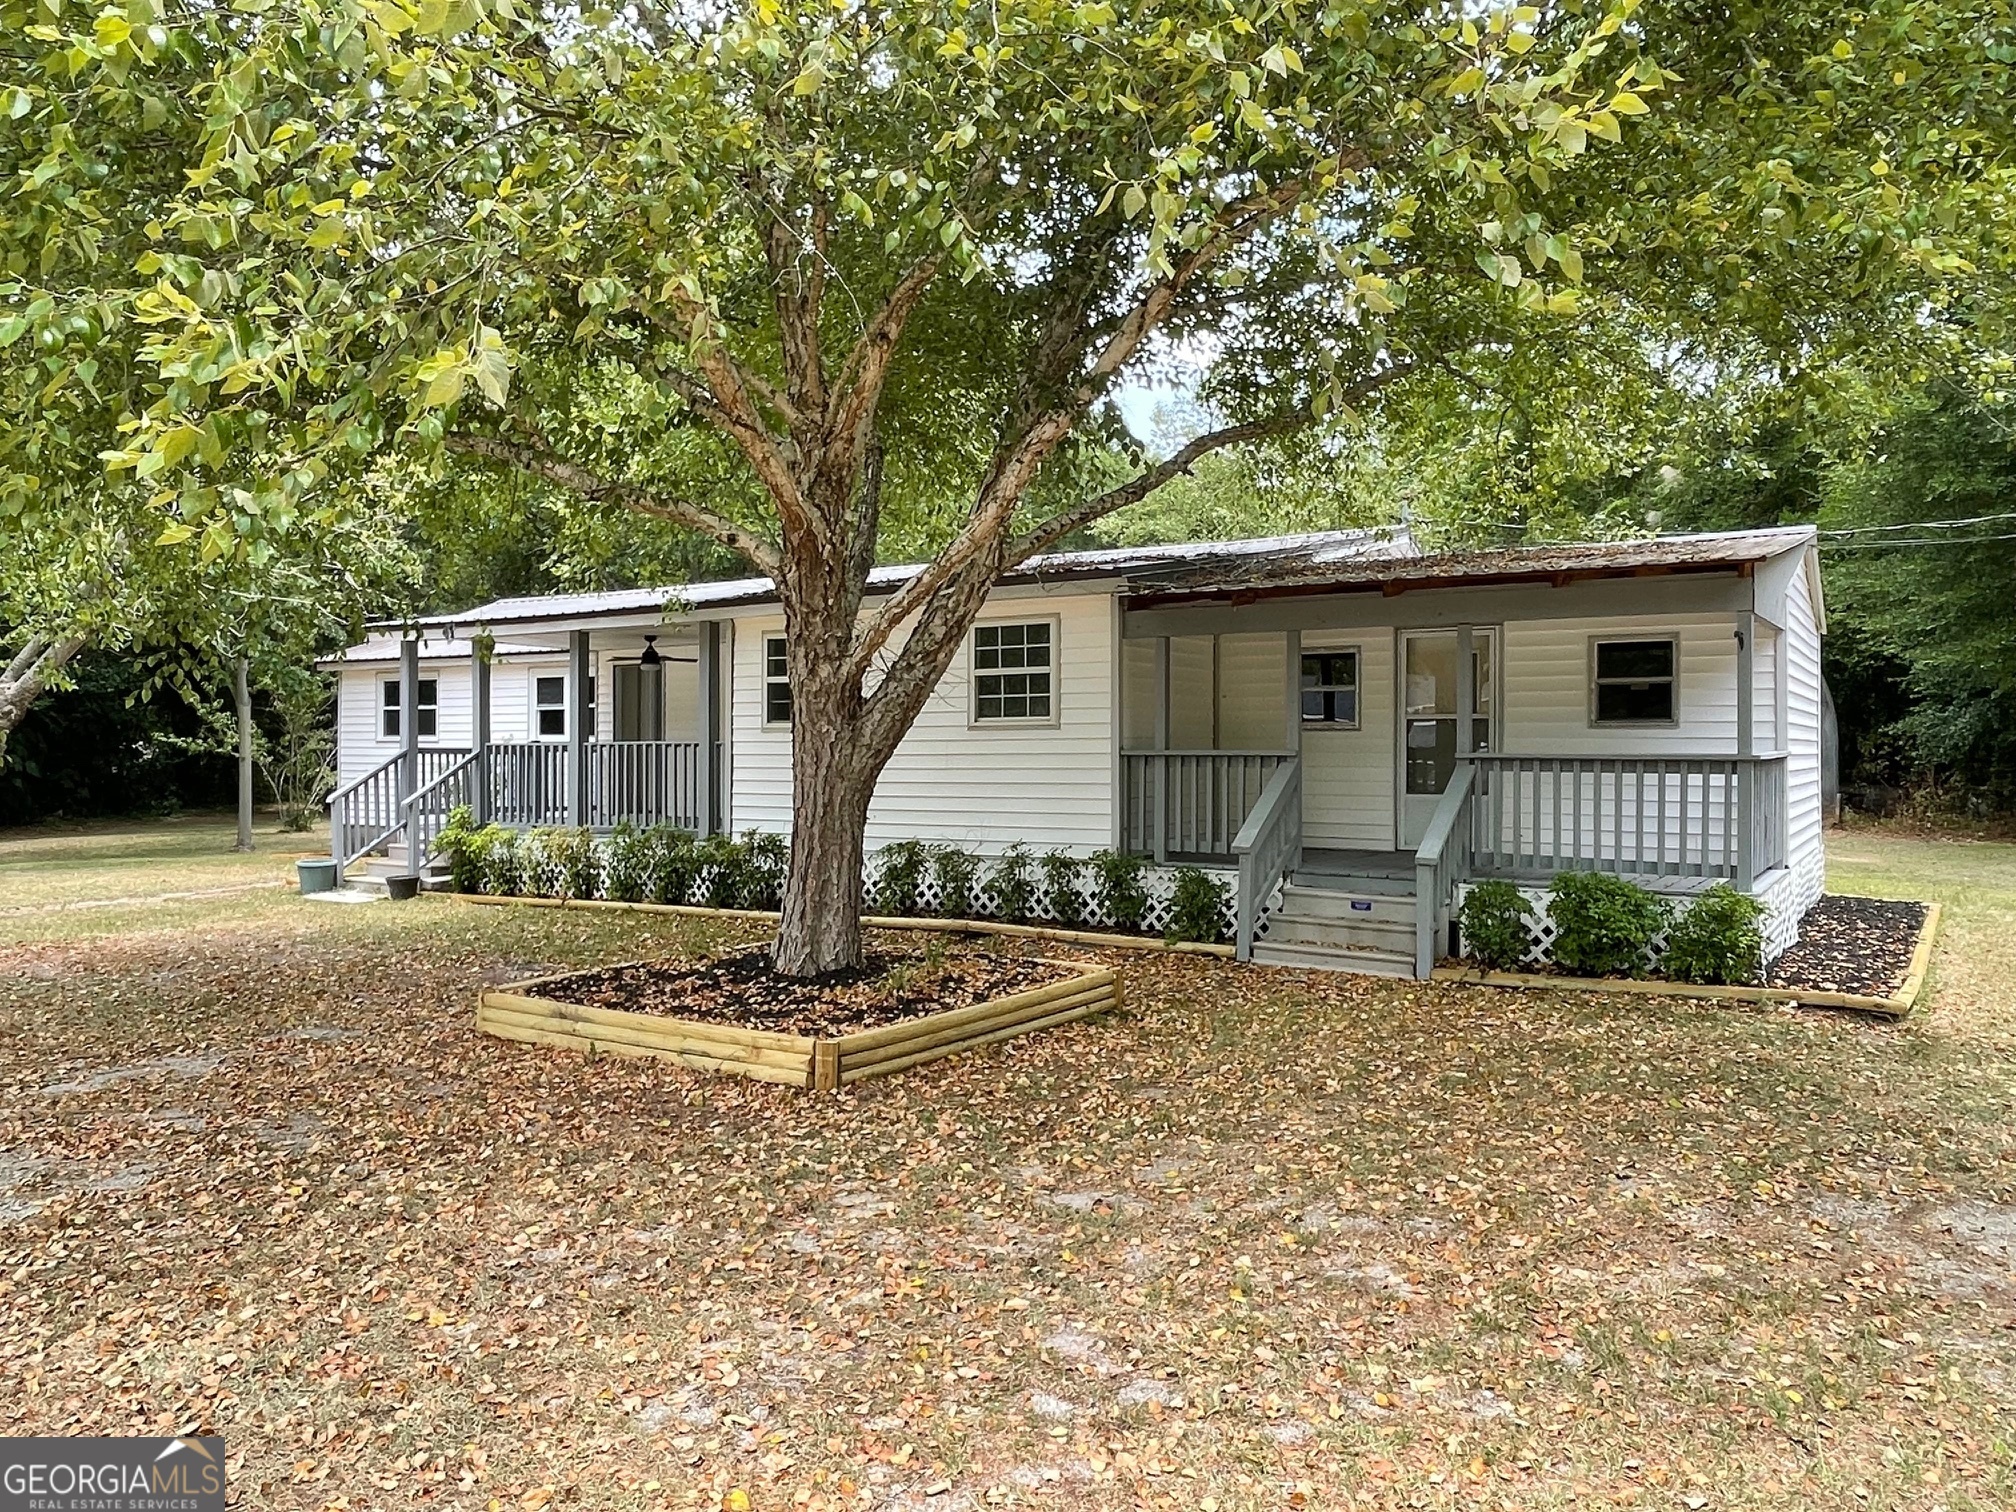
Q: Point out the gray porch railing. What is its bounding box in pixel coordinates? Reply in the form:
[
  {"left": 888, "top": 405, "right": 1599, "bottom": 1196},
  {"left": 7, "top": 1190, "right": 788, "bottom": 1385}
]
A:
[
  {"left": 330, "top": 746, "right": 472, "bottom": 871},
  {"left": 485, "top": 741, "right": 569, "bottom": 828},
  {"left": 1413, "top": 762, "right": 1478, "bottom": 979},
  {"left": 585, "top": 740, "right": 704, "bottom": 830},
  {"left": 1467, "top": 753, "right": 1788, "bottom": 887},
  {"left": 1232, "top": 758, "right": 1303, "bottom": 961},
  {"left": 401, "top": 750, "right": 481, "bottom": 874},
  {"left": 1121, "top": 749, "right": 1297, "bottom": 860}
]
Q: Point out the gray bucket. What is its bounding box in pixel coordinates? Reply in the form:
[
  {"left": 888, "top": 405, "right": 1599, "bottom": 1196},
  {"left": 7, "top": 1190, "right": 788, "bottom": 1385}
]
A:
[{"left": 296, "top": 858, "right": 341, "bottom": 895}]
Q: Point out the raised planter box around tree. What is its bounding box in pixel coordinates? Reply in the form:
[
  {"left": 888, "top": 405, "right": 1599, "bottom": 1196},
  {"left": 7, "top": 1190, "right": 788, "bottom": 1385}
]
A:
[{"left": 475, "top": 958, "right": 1121, "bottom": 1089}]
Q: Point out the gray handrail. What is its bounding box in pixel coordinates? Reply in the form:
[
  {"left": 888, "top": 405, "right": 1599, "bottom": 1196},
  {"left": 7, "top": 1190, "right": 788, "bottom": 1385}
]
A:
[
  {"left": 1231, "top": 757, "right": 1302, "bottom": 962},
  {"left": 1413, "top": 762, "right": 1478, "bottom": 979},
  {"left": 400, "top": 750, "right": 482, "bottom": 876}
]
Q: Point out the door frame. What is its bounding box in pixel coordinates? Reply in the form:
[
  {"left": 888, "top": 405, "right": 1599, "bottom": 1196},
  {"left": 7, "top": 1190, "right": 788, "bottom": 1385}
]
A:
[{"left": 1393, "top": 624, "right": 1500, "bottom": 849}]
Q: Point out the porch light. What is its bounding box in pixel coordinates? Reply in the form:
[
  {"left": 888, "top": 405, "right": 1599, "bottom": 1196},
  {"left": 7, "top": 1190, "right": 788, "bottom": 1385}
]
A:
[{"left": 640, "top": 635, "right": 662, "bottom": 667}]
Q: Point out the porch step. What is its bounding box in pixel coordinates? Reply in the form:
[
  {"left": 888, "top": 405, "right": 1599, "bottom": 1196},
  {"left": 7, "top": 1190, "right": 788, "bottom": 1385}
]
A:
[
  {"left": 1252, "top": 873, "right": 1422, "bottom": 978},
  {"left": 361, "top": 854, "right": 451, "bottom": 881},
  {"left": 1274, "top": 882, "right": 1416, "bottom": 926},
  {"left": 1250, "top": 940, "right": 1417, "bottom": 978}
]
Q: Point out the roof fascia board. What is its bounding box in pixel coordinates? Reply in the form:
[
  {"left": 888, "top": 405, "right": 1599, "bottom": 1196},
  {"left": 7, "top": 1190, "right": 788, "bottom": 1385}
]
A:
[{"left": 1123, "top": 570, "right": 1752, "bottom": 638}]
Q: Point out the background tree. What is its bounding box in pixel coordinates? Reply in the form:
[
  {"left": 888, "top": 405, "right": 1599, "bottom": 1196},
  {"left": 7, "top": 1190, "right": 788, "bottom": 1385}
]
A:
[{"left": 65, "top": 0, "right": 2016, "bottom": 970}]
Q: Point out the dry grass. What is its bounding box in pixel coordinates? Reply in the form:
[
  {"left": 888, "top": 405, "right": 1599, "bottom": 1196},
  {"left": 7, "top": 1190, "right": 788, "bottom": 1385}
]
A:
[{"left": 0, "top": 820, "right": 2011, "bottom": 1510}]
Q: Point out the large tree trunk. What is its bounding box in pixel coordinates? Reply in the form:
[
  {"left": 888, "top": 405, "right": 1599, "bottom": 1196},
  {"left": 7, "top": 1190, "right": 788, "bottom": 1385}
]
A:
[{"left": 774, "top": 709, "right": 876, "bottom": 976}]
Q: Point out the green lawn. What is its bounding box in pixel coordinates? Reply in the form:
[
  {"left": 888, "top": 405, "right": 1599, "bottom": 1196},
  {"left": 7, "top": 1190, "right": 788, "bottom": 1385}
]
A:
[{"left": 0, "top": 818, "right": 2011, "bottom": 1510}]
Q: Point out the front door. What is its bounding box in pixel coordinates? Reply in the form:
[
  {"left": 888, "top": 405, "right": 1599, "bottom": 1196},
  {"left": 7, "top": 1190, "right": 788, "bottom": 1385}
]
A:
[
  {"left": 1397, "top": 628, "right": 1496, "bottom": 848},
  {"left": 612, "top": 662, "right": 665, "bottom": 742}
]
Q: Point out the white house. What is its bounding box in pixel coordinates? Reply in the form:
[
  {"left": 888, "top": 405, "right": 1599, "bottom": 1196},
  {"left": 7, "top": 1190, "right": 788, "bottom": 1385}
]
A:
[{"left": 322, "top": 525, "right": 1827, "bottom": 977}]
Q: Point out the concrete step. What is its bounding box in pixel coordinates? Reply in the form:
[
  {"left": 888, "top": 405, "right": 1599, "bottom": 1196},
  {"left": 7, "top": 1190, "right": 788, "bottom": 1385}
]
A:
[
  {"left": 1261, "top": 913, "right": 1414, "bottom": 952},
  {"left": 1274, "top": 882, "right": 1417, "bottom": 926},
  {"left": 1250, "top": 940, "right": 1417, "bottom": 978}
]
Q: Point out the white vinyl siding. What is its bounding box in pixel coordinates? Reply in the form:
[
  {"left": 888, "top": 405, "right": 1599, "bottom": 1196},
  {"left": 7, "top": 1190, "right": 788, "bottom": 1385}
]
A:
[
  {"left": 1216, "top": 634, "right": 1288, "bottom": 748},
  {"left": 1500, "top": 614, "right": 1744, "bottom": 755},
  {"left": 728, "top": 591, "right": 1117, "bottom": 851},
  {"left": 1779, "top": 556, "right": 1826, "bottom": 907},
  {"left": 1300, "top": 631, "right": 1396, "bottom": 849}
]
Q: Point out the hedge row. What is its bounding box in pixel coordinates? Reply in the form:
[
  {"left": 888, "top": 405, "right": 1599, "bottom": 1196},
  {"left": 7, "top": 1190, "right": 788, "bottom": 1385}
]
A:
[
  {"left": 1458, "top": 872, "right": 1767, "bottom": 985},
  {"left": 434, "top": 809, "right": 1233, "bottom": 944}
]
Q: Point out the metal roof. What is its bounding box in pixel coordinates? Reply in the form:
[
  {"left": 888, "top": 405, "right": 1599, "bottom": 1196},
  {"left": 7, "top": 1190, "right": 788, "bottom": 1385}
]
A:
[
  {"left": 379, "top": 526, "right": 1419, "bottom": 632},
  {"left": 1118, "top": 526, "right": 1819, "bottom": 603},
  {"left": 315, "top": 634, "right": 559, "bottom": 668},
  {"left": 359, "top": 524, "right": 1813, "bottom": 639}
]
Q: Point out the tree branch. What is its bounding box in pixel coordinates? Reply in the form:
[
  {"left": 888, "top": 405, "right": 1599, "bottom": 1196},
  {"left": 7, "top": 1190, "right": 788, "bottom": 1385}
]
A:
[
  {"left": 444, "top": 434, "right": 782, "bottom": 578},
  {"left": 1008, "top": 361, "right": 1420, "bottom": 564}
]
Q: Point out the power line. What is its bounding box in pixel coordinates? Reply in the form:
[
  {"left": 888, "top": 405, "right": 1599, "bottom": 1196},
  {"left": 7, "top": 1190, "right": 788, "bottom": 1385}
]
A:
[
  {"left": 1819, "top": 509, "right": 2016, "bottom": 536},
  {"left": 1821, "top": 531, "right": 2016, "bottom": 550}
]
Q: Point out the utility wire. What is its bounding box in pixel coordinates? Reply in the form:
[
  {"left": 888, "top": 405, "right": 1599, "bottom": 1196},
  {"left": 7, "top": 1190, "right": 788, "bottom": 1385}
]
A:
[
  {"left": 1821, "top": 531, "right": 2016, "bottom": 550},
  {"left": 1818, "top": 509, "right": 2016, "bottom": 535}
]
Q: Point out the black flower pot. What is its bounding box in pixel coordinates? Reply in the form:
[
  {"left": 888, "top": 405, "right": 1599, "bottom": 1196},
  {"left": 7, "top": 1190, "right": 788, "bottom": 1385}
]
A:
[{"left": 385, "top": 875, "right": 422, "bottom": 902}]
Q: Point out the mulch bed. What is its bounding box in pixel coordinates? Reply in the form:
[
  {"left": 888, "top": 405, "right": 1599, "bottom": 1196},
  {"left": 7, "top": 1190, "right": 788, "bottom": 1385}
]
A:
[
  {"left": 528, "top": 942, "right": 1078, "bottom": 1037},
  {"left": 1766, "top": 894, "right": 1929, "bottom": 998}
]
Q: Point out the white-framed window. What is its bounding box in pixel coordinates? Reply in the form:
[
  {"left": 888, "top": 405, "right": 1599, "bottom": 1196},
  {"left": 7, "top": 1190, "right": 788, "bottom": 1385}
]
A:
[
  {"left": 535, "top": 673, "right": 595, "bottom": 739},
  {"left": 763, "top": 635, "right": 793, "bottom": 726},
  {"left": 1300, "top": 649, "right": 1360, "bottom": 728},
  {"left": 971, "top": 619, "right": 1056, "bottom": 724},
  {"left": 380, "top": 677, "right": 437, "bottom": 740},
  {"left": 1591, "top": 636, "right": 1678, "bottom": 726}
]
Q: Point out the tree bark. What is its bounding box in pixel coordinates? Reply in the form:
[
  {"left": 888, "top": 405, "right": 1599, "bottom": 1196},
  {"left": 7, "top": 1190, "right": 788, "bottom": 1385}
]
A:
[
  {"left": 774, "top": 706, "right": 876, "bottom": 976},
  {"left": 234, "top": 655, "right": 255, "bottom": 853},
  {"left": 0, "top": 634, "right": 87, "bottom": 769}
]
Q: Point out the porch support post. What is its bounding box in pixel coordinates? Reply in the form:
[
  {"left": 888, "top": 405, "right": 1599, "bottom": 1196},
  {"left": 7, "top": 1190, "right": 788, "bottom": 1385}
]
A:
[
  {"left": 1736, "top": 609, "right": 1756, "bottom": 889},
  {"left": 1152, "top": 636, "right": 1170, "bottom": 864},
  {"left": 470, "top": 637, "right": 491, "bottom": 825},
  {"left": 398, "top": 636, "right": 420, "bottom": 808},
  {"left": 1284, "top": 630, "right": 1302, "bottom": 753},
  {"left": 1455, "top": 624, "right": 1475, "bottom": 758},
  {"left": 567, "top": 629, "right": 591, "bottom": 828},
  {"left": 697, "top": 620, "right": 721, "bottom": 836}
]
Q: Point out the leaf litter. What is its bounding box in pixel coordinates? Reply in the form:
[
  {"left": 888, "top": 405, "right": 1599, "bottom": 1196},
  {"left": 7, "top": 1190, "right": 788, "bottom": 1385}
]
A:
[{"left": 0, "top": 865, "right": 2011, "bottom": 1510}]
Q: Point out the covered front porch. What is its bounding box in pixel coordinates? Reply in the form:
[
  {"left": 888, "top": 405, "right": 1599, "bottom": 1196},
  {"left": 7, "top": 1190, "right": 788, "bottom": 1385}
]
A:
[
  {"left": 329, "top": 620, "right": 727, "bottom": 875},
  {"left": 1114, "top": 575, "right": 1795, "bottom": 970}
]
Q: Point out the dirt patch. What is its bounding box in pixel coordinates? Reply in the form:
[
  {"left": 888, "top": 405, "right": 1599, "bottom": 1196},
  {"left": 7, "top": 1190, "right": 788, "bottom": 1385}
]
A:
[
  {"left": 1767, "top": 894, "right": 1929, "bottom": 997},
  {"left": 523, "top": 943, "right": 1076, "bottom": 1037}
]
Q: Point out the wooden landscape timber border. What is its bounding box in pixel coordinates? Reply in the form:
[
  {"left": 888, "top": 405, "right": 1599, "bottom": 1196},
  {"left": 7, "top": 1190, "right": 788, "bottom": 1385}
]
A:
[
  {"left": 448, "top": 890, "right": 1236, "bottom": 956},
  {"left": 475, "top": 958, "right": 1122, "bottom": 1089},
  {"left": 1432, "top": 901, "right": 1942, "bottom": 1020}
]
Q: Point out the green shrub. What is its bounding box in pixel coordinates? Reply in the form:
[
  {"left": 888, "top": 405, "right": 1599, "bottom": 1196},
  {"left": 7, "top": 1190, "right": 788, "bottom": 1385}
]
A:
[
  {"left": 532, "top": 826, "right": 600, "bottom": 900},
  {"left": 1662, "top": 884, "right": 1766, "bottom": 984},
  {"left": 602, "top": 822, "right": 650, "bottom": 903},
  {"left": 986, "top": 843, "right": 1036, "bottom": 922},
  {"left": 1457, "top": 879, "right": 1535, "bottom": 970},
  {"left": 644, "top": 826, "right": 700, "bottom": 905},
  {"left": 741, "top": 830, "right": 789, "bottom": 910},
  {"left": 1040, "top": 848, "right": 1084, "bottom": 928},
  {"left": 436, "top": 805, "right": 486, "bottom": 893},
  {"left": 1087, "top": 848, "right": 1149, "bottom": 933},
  {"left": 872, "top": 840, "right": 930, "bottom": 916},
  {"left": 1546, "top": 871, "right": 1670, "bottom": 977},
  {"left": 696, "top": 832, "right": 749, "bottom": 909},
  {"left": 930, "top": 844, "right": 982, "bottom": 920},
  {"left": 477, "top": 827, "right": 523, "bottom": 896},
  {"left": 1165, "top": 866, "right": 1230, "bottom": 944}
]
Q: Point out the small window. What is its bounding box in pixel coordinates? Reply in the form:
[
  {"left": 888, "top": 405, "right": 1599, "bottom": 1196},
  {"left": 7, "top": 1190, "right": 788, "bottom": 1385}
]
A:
[
  {"left": 381, "top": 678, "right": 437, "bottom": 739},
  {"left": 972, "top": 621, "right": 1054, "bottom": 723},
  {"left": 535, "top": 674, "right": 594, "bottom": 739},
  {"left": 1300, "top": 650, "right": 1359, "bottom": 728},
  {"left": 1592, "top": 638, "right": 1677, "bottom": 725},
  {"left": 763, "top": 635, "right": 793, "bottom": 725}
]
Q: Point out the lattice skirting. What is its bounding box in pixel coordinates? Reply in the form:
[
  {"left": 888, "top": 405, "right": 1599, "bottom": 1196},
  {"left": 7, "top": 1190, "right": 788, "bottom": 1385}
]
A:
[
  {"left": 1455, "top": 869, "right": 1821, "bottom": 971},
  {"left": 861, "top": 847, "right": 1248, "bottom": 939}
]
